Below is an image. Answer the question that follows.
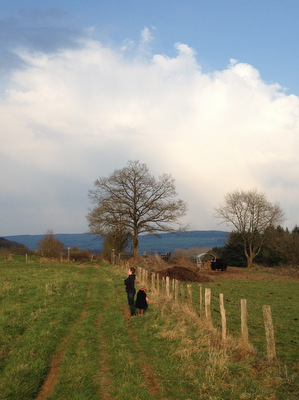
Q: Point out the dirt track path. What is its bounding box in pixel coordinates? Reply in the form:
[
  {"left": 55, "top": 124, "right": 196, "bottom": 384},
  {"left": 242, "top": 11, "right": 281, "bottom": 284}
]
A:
[
  {"left": 36, "top": 284, "right": 92, "bottom": 400},
  {"left": 96, "top": 312, "right": 114, "bottom": 400}
]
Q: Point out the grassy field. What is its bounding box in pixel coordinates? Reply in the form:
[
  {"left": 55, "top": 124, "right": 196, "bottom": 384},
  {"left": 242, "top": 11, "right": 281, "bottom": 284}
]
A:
[
  {"left": 0, "top": 256, "right": 298, "bottom": 399},
  {"left": 190, "top": 275, "right": 298, "bottom": 369}
]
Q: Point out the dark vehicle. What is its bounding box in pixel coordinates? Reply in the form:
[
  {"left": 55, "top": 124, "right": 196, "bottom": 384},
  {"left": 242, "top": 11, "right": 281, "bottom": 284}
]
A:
[{"left": 210, "top": 258, "right": 227, "bottom": 271}]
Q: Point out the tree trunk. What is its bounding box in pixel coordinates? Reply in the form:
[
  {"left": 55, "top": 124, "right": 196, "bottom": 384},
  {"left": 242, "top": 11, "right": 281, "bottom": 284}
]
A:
[
  {"left": 245, "top": 244, "right": 255, "bottom": 268},
  {"left": 246, "top": 254, "right": 254, "bottom": 268},
  {"left": 133, "top": 233, "right": 139, "bottom": 258}
]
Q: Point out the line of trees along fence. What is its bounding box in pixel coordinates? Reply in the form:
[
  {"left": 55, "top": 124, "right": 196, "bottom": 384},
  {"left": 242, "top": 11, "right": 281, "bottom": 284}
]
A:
[{"left": 129, "top": 265, "right": 277, "bottom": 362}]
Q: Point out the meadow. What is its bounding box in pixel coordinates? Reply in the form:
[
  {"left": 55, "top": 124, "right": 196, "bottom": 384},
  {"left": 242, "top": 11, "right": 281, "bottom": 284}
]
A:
[{"left": 0, "top": 256, "right": 298, "bottom": 399}]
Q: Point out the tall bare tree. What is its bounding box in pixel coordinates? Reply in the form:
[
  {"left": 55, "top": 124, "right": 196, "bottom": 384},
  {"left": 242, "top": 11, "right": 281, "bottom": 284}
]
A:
[
  {"left": 214, "top": 189, "right": 284, "bottom": 268},
  {"left": 87, "top": 160, "right": 187, "bottom": 258}
]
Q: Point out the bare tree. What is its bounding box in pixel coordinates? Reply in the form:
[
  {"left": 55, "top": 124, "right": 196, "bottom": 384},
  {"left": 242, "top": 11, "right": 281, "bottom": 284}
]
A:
[
  {"left": 214, "top": 189, "right": 285, "bottom": 268},
  {"left": 38, "top": 230, "right": 65, "bottom": 259},
  {"left": 87, "top": 160, "right": 187, "bottom": 258}
]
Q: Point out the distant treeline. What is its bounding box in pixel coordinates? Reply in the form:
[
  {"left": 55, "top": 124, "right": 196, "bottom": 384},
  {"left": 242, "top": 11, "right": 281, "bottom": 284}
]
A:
[{"left": 213, "top": 225, "right": 299, "bottom": 268}]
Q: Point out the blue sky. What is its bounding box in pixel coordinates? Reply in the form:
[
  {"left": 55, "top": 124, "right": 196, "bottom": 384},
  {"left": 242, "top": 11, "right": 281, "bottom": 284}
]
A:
[
  {"left": 2, "top": 1, "right": 299, "bottom": 94},
  {"left": 1, "top": 0, "right": 299, "bottom": 235}
]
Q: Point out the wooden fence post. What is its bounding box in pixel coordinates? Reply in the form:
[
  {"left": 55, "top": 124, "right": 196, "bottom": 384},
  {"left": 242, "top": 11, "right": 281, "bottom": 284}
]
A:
[
  {"left": 219, "top": 293, "right": 226, "bottom": 342},
  {"left": 145, "top": 270, "right": 148, "bottom": 285},
  {"left": 180, "top": 283, "right": 185, "bottom": 304},
  {"left": 151, "top": 273, "right": 155, "bottom": 290},
  {"left": 174, "top": 280, "right": 179, "bottom": 303},
  {"left": 142, "top": 268, "right": 145, "bottom": 285},
  {"left": 241, "top": 299, "right": 249, "bottom": 343},
  {"left": 262, "top": 305, "right": 277, "bottom": 361},
  {"left": 205, "top": 288, "right": 212, "bottom": 322},
  {"left": 156, "top": 273, "right": 160, "bottom": 295},
  {"left": 187, "top": 284, "right": 193, "bottom": 309},
  {"left": 111, "top": 249, "right": 115, "bottom": 265},
  {"left": 166, "top": 276, "right": 170, "bottom": 297},
  {"left": 199, "top": 284, "right": 203, "bottom": 317}
]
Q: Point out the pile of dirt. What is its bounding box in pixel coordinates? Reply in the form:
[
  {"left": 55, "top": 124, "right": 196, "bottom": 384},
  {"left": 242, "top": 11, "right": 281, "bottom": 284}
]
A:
[{"left": 157, "top": 266, "right": 212, "bottom": 283}]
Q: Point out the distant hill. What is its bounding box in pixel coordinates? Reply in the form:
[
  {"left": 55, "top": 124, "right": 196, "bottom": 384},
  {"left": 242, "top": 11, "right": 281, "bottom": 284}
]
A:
[
  {"left": 4, "top": 231, "right": 229, "bottom": 254},
  {"left": 3, "top": 233, "right": 102, "bottom": 253},
  {"left": 138, "top": 231, "right": 229, "bottom": 253},
  {"left": 0, "top": 237, "right": 29, "bottom": 253}
]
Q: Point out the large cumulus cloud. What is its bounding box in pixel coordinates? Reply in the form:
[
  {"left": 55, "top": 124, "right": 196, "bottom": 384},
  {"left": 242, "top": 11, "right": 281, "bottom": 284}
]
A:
[{"left": 1, "top": 36, "right": 298, "bottom": 234}]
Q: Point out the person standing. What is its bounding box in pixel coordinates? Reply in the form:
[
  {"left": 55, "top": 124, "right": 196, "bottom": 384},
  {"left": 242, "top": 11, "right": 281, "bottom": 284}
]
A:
[
  {"left": 124, "top": 267, "right": 136, "bottom": 317},
  {"left": 135, "top": 287, "right": 148, "bottom": 316}
]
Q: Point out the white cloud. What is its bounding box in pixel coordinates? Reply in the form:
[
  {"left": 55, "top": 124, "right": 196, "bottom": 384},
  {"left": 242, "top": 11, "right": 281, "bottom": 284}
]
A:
[
  {"left": 1, "top": 35, "right": 299, "bottom": 235},
  {"left": 140, "top": 27, "right": 154, "bottom": 45}
]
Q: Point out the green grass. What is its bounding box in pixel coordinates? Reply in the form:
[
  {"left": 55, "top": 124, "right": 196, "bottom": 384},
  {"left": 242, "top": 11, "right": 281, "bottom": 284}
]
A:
[
  {"left": 0, "top": 259, "right": 298, "bottom": 399},
  {"left": 188, "top": 278, "right": 299, "bottom": 368}
]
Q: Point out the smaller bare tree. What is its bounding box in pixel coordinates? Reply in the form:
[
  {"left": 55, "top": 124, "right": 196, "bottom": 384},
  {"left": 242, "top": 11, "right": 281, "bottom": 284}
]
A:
[
  {"left": 214, "top": 189, "right": 285, "bottom": 268},
  {"left": 38, "top": 230, "right": 65, "bottom": 259}
]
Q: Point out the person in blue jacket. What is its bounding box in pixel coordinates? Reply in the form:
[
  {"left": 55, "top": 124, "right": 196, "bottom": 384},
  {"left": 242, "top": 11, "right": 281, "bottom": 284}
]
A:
[{"left": 124, "top": 267, "right": 136, "bottom": 316}]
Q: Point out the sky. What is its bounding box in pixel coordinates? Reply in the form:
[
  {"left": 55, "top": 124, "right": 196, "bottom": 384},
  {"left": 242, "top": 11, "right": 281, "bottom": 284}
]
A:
[{"left": 1, "top": 0, "right": 299, "bottom": 236}]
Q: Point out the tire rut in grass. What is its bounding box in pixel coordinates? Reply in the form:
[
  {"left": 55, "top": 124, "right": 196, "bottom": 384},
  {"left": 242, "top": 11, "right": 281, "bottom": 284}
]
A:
[
  {"left": 95, "top": 274, "right": 121, "bottom": 399},
  {"left": 36, "top": 284, "right": 92, "bottom": 400},
  {"left": 122, "top": 305, "right": 162, "bottom": 399},
  {"left": 96, "top": 312, "right": 113, "bottom": 400}
]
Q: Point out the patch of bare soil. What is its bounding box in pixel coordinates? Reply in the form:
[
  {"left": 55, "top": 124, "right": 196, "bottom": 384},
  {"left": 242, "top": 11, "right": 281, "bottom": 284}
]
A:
[
  {"left": 151, "top": 259, "right": 299, "bottom": 283},
  {"left": 201, "top": 266, "right": 299, "bottom": 281},
  {"left": 74, "top": 263, "right": 100, "bottom": 268},
  {"left": 158, "top": 266, "right": 212, "bottom": 283}
]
